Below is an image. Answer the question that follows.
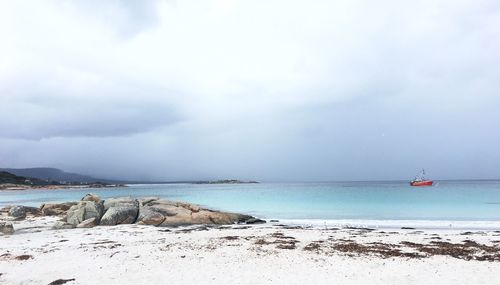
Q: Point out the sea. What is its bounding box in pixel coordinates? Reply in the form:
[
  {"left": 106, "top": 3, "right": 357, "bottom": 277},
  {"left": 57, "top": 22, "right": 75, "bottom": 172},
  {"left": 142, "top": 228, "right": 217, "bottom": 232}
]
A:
[{"left": 2, "top": 180, "right": 500, "bottom": 229}]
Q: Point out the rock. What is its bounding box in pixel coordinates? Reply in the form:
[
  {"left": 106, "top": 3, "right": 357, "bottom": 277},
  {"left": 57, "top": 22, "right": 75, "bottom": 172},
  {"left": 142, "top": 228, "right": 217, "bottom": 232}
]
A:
[
  {"left": 158, "top": 210, "right": 243, "bottom": 226},
  {"left": 66, "top": 201, "right": 104, "bottom": 226},
  {"left": 81, "top": 193, "right": 101, "bottom": 203},
  {"left": 137, "top": 207, "right": 165, "bottom": 226},
  {"left": 138, "top": 197, "right": 160, "bottom": 206},
  {"left": 48, "top": 278, "right": 76, "bottom": 285},
  {"left": 17, "top": 195, "right": 265, "bottom": 230},
  {"left": 100, "top": 205, "right": 138, "bottom": 225},
  {"left": 103, "top": 197, "right": 139, "bottom": 211},
  {"left": 245, "top": 218, "right": 266, "bottom": 224},
  {"left": 178, "top": 202, "right": 200, "bottom": 213},
  {"left": 0, "top": 205, "right": 12, "bottom": 213},
  {"left": 52, "top": 221, "right": 75, "bottom": 230},
  {"left": 135, "top": 199, "right": 264, "bottom": 226},
  {"left": 8, "top": 205, "right": 40, "bottom": 219},
  {"left": 99, "top": 197, "right": 139, "bottom": 226},
  {"left": 40, "top": 202, "right": 77, "bottom": 216},
  {"left": 77, "top": 217, "right": 98, "bottom": 228},
  {"left": 138, "top": 212, "right": 165, "bottom": 226},
  {"left": 0, "top": 222, "right": 14, "bottom": 234},
  {"left": 148, "top": 200, "right": 192, "bottom": 217}
]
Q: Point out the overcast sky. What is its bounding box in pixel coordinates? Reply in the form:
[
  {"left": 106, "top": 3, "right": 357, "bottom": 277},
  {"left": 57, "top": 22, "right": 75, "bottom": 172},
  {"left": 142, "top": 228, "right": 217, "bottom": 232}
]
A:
[{"left": 0, "top": 0, "right": 499, "bottom": 181}]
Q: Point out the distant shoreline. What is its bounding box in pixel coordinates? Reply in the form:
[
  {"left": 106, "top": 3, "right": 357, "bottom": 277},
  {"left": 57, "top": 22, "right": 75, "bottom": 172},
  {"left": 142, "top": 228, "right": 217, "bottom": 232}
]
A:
[
  {"left": 193, "top": 179, "right": 259, "bottom": 184},
  {"left": 0, "top": 179, "right": 261, "bottom": 190},
  {"left": 0, "top": 183, "right": 126, "bottom": 191}
]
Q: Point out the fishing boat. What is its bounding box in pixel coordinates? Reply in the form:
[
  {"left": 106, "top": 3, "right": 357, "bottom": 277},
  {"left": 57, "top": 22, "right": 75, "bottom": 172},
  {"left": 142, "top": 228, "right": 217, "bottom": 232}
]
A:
[{"left": 410, "top": 169, "right": 433, "bottom": 186}]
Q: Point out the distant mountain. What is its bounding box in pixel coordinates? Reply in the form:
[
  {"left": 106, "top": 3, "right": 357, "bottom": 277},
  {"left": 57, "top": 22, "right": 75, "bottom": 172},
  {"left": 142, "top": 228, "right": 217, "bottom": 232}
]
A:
[
  {"left": 0, "top": 168, "right": 115, "bottom": 183},
  {"left": 0, "top": 171, "right": 29, "bottom": 184},
  {"left": 0, "top": 171, "right": 51, "bottom": 185}
]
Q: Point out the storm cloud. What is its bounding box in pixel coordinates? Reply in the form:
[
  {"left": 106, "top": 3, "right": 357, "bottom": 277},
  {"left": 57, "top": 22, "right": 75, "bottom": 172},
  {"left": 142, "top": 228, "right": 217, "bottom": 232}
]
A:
[{"left": 0, "top": 0, "right": 499, "bottom": 181}]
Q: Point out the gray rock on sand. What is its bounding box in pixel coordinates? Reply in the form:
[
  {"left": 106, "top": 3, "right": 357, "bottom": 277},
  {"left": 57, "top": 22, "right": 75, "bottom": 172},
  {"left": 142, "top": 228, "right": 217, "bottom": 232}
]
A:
[
  {"left": 137, "top": 207, "right": 165, "bottom": 226},
  {"left": 100, "top": 205, "right": 138, "bottom": 225},
  {"left": 52, "top": 221, "right": 76, "bottom": 230},
  {"left": 66, "top": 201, "right": 104, "bottom": 226},
  {"left": 40, "top": 202, "right": 77, "bottom": 216},
  {"left": 99, "top": 197, "right": 140, "bottom": 225},
  {"left": 77, "top": 217, "right": 98, "bottom": 228},
  {"left": 8, "top": 205, "right": 40, "bottom": 220},
  {"left": 0, "top": 221, "right": 14, "bottom": 235}
]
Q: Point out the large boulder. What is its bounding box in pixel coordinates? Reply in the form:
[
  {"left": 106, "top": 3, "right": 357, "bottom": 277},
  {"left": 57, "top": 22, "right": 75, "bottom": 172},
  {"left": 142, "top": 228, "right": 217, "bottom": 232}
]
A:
[
  {"left": 66, "top": 201, "right": 104, "bottom": 226},
  {"left": 0, "top": 222, "right": 14, "bottom": 235},
  {"left": 8, "top": 205, "right": 40, "bottom": 219},
  {"left": 40, "top": 202, "right": 77, "bottom": 216},
  {"left": 136, "top": 200, "right": 262, "bottom": 226},
  {"left": 159, "top": 209, "right": 253, "bottom": 226},
  {"left": 100, "top": 205, "right": 138, "bottom": 225},
  {"left": 137, "top": 207, "right": 165, "bottom": 226},
  {"left": 99, "top": 197, "right": 140, "bottom": 225}
]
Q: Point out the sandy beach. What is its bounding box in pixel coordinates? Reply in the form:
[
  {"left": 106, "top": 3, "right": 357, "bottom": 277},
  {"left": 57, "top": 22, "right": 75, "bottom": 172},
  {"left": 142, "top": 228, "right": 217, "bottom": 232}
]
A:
[
  {"left": 1, "top": 216, "right": 500, "bottom": 285},
  {"left": 2, "top": 0, "right": 499, "bottom": 284}
]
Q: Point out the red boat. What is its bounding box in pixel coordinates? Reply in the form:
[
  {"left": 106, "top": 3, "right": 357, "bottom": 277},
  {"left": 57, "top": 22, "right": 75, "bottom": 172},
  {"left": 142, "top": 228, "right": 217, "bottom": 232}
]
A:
[
  {"left": 410, "top": 169, "right": 433, "bottom": 187},
  {"left": 410, "top": 180, "right": 433, "bottom": 186}
]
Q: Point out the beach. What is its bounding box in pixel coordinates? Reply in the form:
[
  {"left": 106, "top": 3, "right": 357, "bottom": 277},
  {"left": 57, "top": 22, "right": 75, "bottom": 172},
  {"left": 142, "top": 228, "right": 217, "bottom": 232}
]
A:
[
  {"left": 2, "top": 0, "right": 499, "bottom": 283},
  {"left": 1, "top": 185, "right": 500, "bottom": 285},
  {"left": 1, "top": 215, "right": 500, "bottom": 285}
]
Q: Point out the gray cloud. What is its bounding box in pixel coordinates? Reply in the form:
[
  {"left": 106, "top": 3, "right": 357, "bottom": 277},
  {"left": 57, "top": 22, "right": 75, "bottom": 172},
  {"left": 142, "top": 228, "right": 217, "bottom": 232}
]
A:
[
  {"left": 0, "top": 0, "right": 499, "bottom": 181},
  {"left": 0, "top": 73, "right": 180, "bottom": 139}
]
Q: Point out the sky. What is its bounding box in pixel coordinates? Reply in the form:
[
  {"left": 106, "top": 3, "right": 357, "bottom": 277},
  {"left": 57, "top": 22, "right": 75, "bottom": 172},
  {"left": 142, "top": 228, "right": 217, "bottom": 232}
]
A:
[{"left": 0, "top": 0, "right": 499, "bottom": 181}]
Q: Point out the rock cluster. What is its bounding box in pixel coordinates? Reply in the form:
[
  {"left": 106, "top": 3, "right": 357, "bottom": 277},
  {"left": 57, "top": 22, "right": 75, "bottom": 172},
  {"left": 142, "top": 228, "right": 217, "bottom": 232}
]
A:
[{"left": 51, "top": 194, "right": 265, "bottom": 229}]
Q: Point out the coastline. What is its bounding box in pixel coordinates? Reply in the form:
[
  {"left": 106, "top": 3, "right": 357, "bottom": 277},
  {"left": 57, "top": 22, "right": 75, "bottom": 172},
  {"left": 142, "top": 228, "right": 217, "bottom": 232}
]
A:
[{"left": 0, "top": 184, "right": 127, "bottom": 191}]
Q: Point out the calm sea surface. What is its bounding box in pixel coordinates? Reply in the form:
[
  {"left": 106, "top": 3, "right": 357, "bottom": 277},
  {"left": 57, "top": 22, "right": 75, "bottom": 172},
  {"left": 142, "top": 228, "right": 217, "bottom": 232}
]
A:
[{"left": 1, "top": 181, "right": 500, "bottom": 222}]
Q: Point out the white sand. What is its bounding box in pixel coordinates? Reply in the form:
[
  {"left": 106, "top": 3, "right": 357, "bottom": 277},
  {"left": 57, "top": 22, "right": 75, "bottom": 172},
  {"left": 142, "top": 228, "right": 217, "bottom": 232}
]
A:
[{"left": 1, "top": 217, "right": 500, "bottom": 285}]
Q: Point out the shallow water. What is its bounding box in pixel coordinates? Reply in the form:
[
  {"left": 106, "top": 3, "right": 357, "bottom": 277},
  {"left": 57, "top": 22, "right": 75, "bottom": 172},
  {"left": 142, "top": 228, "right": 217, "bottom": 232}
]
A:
[{"left": 1, "top": 181, "right": 500, "bottom": 223}]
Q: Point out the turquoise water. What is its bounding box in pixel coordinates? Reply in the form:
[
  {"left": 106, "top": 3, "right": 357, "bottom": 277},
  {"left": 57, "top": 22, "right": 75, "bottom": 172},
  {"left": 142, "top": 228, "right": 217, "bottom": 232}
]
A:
[{"left": 1, "top": 181, "right": 500, "bottom": 222}]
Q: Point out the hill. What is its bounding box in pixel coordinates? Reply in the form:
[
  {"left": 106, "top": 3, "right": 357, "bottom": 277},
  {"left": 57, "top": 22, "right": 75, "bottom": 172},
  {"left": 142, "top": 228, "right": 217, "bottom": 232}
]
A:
[
  {"left": 0, "top": 168, "right": 114, "bottom": 183},
  {"left": 0, "top": 171, "right": 29, "bottom": 184}
]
